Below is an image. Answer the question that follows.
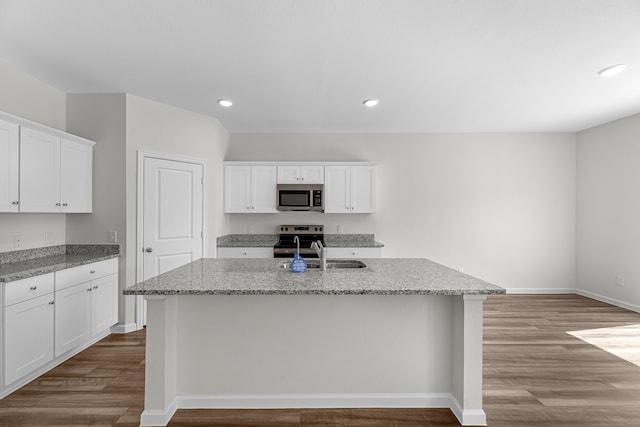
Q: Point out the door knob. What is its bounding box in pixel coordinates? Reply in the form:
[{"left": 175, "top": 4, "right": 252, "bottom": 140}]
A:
[{"left": 145, "top": 247, "right": 154, "bottom": 253}]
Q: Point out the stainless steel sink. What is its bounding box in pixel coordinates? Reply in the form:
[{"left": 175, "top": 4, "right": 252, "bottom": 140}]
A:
[{"left": 280, "top": 260, "right": 367, "bottom": 270}]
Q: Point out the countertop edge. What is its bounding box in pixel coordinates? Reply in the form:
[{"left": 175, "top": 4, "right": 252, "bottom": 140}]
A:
[{"left": 0, "top": 253, "right": 120, "bottom": 283}]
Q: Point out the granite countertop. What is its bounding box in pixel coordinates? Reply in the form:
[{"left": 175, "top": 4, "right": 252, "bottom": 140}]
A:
[
  {"left": 0, "top": 244, "right": 120, "bottom": 282},
  {"left": 123, "top": 258, "right": 504, "bottom": 296},
  {"left": 216, "top": 234, "right": 384, "bottom": 248}
]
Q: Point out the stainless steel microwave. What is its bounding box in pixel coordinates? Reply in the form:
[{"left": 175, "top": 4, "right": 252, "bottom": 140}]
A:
[{"left": 276, "top": 184, "right": 324, "bottom": 211}]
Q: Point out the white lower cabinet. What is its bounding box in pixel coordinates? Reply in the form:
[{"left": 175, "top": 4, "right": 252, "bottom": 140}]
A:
[
  {"left": 89, "top": 273, "right": 118, "bottom": 336},
  {"left": 217, "top": 247, "right": 273, "bottom": 258},
  {"left": 54, "top": 259, "right": 118, "bottom": 357},
  {"left": 3, "top": 274, "right": 55, "bottom": 386},
  {"left": 327, "top": 247, "right": 383, "bottom": 259},
  {"left": 54, "top": 282, "right": 91, "bottom": 357},
  {"left": 1, "top": 258, "right": 118, "bottom": 392}
]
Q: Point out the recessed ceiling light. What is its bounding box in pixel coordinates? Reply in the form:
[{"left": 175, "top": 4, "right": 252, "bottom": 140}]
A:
[
  {"left": 363, "top": 99, "right": 379, "bottom": 108},
  {"left": 217, "top": 99, "right": 233, "bottom": 107},
  {"left": 597, "top": 64, "right": 627, "bottom": 77}
]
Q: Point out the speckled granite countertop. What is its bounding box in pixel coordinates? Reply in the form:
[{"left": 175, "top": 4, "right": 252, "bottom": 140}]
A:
[
  {"left": 0, "top": 244, "right": 120, "bottom": 282},
  {"left": 216, "top": 234, "right": 384, "bottom": 248},
  {"left": 123, "top": 258, "right": 504, "bottom": 296}
]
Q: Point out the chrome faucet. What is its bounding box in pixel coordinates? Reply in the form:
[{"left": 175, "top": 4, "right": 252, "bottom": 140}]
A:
[
  {"left": 293, "top": 236, "right": 300, "bottom": 257},
  {"left": 311, "top": 240, "right": 327, "bottom": 270}
]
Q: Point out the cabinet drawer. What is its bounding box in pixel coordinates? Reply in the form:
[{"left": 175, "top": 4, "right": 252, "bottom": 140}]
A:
[
  {"left": 217, "top": 247, "right": 273, "bottom": 258},
  {"left": 326, "top": 247, "right": 383, "bottom": 259},
  {"left": 3, "top": 273, "right": 55, "bottom": 307},
  {"left": 55, "top": 258, "right": 118, "bottom": 291}
]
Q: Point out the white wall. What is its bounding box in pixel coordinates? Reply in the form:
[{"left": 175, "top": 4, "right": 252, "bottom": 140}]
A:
[
  {"left": 0, "top": 61, "right": 67, "bottom": 252},
  {"left": 65, "top": 93, "right": 230, "bottom": 329},
  {"left": 576, "top": 113, "right": 640, "bottom": 311},
  {"left": 66, "top": 93, "right": 128, "bottom": 324},
  {"left": 228, "top": 133, "right": 577, "bottom": 292}
]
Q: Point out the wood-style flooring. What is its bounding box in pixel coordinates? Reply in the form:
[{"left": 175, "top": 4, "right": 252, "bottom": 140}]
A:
[{"left": 0, "top": 294, "right": 638, "bottom": 426}]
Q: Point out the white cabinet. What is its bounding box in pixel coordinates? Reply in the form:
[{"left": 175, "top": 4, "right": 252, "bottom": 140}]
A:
[
  {"left": 0, "top": 118, "right": 19, "bottom": 212},
  {"left": 326, "top": 247, "right": 383, "bottom": 259},
  {"left": 3, "top": 273, "right": 55, "bottom": 386},
  {"left": 54, "top": 282, "right": 91, "bottom": 357},
  {"left": 324, "top": 165, "right": 375, "bottom": 213},
  {"left": 90, "top": 273, "right": 118, "bottom": 336},
  {"left": 60, "top": 139, "right": 93, "bottom": 213},
  {"left": 224, "top": 165, "right": 277, "bottom": 213},
  {"left": 19, "top": 127, "right": 93, "bottom": 213},
  {"left": 54, "top": 258, "right": 118, "bottom": 357},
  {"left": 277, "top": 165, "right": 324, "bottom": 184},
  {"left": 217, "top": 247, "right": 273, "bottom": 258}
]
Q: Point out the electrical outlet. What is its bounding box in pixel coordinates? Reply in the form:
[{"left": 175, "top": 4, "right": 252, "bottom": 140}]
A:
[
  {"left": 246, "top": 225, "right": 254, "bottom": 234},
  {"left": 616, "top": 275, "right": 625, "bottom": 287},
  {"left": 13, "top": 234, "right": 22, "bottom": 248},
  {"left": 108, "top": 231, "right": 117, "bottom": 243},
  {"left": 45, "top": 232, "right": 53, "bottom": 244},
  {"left": 337, "top": 225, "right": 344, "bottom": 234},
  {"left": 458, "top": 267, "right": 465, "bottom": 273}
]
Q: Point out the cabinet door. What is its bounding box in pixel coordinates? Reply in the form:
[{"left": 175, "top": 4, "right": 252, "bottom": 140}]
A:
[
  {"left": 350, "top": 166, "right": 376, "bottom": 213},
  {"left": 90, "top": 273, "right": 118, "bottom": 336},
  {"left": 19, "top": 127, "right": 61, "bottom": 212},
  {"left": 54, "top": 282, "right": 91, "bottom": 357},
  {"left": 224, "top": 166, "right": 251, "bottom": 213},
  {"left": 251, "top": 166, "right": 277, "bottom": 213},
  {"left": 277, "top": 165, "right": 300, "bottom": 183},
  {"left": 60, "top": 139, "right": 92, "bottom": 213},
  {"left": 4, "top": 293, "right": 54, "bottom": 385},
  {"left": 300, "top": 166, "right": 324, "bottom": 184},
  {"left": 0, "top": 118, "right": 19, "bottom": 212},
  {"left": 324, "top": 166, "right": 350, "bottom": 213}
]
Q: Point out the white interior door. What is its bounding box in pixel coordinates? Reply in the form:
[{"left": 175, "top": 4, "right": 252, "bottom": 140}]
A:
[{"left": 142, "top": 157, "right": 204, "bottom": 281}]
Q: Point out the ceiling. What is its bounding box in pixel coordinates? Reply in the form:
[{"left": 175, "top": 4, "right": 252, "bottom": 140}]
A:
[{"left": 1, "top": 0, "right": 639, "bottom": 133}]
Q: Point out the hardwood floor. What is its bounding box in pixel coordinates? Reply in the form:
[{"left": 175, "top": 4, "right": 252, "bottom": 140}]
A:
[{"left": 0, "top": 294, "right": 638, "bottom": 426}]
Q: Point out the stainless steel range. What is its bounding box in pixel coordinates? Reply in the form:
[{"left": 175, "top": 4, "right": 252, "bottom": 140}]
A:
[{"left": 273, "top": 225, "right": 325, "bottom": 258}]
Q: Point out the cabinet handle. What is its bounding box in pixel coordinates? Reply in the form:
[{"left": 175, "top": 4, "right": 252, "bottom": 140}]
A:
[
  {"left": 30, "top": 286, "right": 37, "bottom": 291},
  {"left": 246, "top": 206, "right": 250, "bottom": 210},
  {"left": 62, "top": 203, "right": 68, "bottom": 207},
  {"left": 56, "top": 202, "right": 61, "bottom": 206},
  {"left": 87, "top": 288, "right": 92, "bottom": 291},
  {"left": 12, "top": 201, "right": 19, "bottom": 205},
  {"left": 90, "top": 270, "right": 96, "bottom": 274},
  {"left": 300, "top": 177, "right": 304, "bottom": 181},
  {"left": 48, "top": 301, "right": 55, "bottom": 305},
  {"left": 93, "top": 285, "right": 98, "bottom": 290}
]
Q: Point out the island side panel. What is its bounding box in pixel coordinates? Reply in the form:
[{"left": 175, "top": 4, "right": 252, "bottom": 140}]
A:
[
  {"left": 451, "top": 294, "right": 487, "bottom": 426},
  {"left": 175, "top": 295, "right": 454, "bottom": 398},
  {"left": 141, "top": 295, "right": 178, "bottom": 427}
]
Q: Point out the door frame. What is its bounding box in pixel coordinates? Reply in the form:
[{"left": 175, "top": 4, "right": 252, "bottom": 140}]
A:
[{"left": 135, "top": 150, "right": 207, "bottom": 329}]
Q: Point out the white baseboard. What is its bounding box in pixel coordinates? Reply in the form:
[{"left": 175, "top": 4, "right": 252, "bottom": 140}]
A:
[
  {"left": 505, "top": 287, "right": 575, "bottom": 294},
  {"left": 576, "top": 289, "right": 640, "bottom": 313},
  {"left": 175, "top": 393, "right": 484, "bottom": 426},
  {"left": 139, "top": 399, "right": 177, "bottom": 427},
  {"left": 503, "top": 287, "right": 640, "bottom": 314},
  {"left": 110, "top": 322, "right": 140, "bottom": 334}
]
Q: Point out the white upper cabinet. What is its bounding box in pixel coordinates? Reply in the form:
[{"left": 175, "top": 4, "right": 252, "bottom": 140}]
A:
[
  {"left": 60, "top": 139, "right": 93, "bottom": 213},
  {"left": 19, "top": 127, "right": 62, "bottom": 212},
  {"left": 224, "top": 165, "right": 277, "bottom": 213},
  {"left": 350, "top": 165, "right": 376, "bottom": 213},
  {"left": 325, "top": 165, "right": 375, "bottom": 214},
  {"left": 277, "top": 165, "right": 324, "bottom": 184},
  {"left": 0, "top": 118, "right": 19, "bottom": 212},
  {"left": 19, "top": 128, "right": 93, "bottom": 213},
  {"left": 0, "top": 111, "right": 95, "bottom": 214}
]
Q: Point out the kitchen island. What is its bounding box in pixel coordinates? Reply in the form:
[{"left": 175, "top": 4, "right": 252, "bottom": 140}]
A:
[{"left": 124, "top": 258, "right": 504, "bottom": 427}]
